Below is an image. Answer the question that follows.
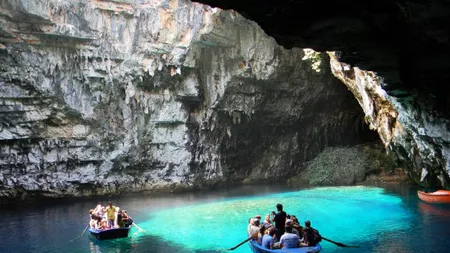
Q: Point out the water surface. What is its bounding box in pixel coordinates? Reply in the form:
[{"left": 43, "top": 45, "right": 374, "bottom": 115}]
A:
[{"left": 1, "top": 184, "right": 449, "bottom": 253}]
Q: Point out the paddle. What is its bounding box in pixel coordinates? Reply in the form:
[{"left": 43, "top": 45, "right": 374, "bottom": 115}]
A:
[
  {"left": 81, "top": 224, "right": 89, "bottom": 236},
  {"left": 308, "top": 226, "right": 360, "bottom": 248},
  {"left": 321, "top": 237, "right": 360, "bottom": 248},
  {"left": 133, "top": 223, "right": 146, "bottom": 232},
  {"left": 228, "top": 231, "right": 259, "bottom": 251}
]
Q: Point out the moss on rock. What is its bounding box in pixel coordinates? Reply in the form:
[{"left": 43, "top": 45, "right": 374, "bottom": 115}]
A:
[{"left": 289, "top": 141, "right": 399, "bottom": 186}]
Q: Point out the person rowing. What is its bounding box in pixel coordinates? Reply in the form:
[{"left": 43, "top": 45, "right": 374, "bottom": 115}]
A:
[
  {"left": 118, "top": 210, "right": 133, "bottom": 227},
  {"left": 300, "top": 220, "right": 321, "bottom": 247}
]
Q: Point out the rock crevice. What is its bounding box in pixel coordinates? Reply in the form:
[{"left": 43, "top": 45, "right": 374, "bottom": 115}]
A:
[{"left": 0, "top": 0, "right": 377, "bottom": 199}]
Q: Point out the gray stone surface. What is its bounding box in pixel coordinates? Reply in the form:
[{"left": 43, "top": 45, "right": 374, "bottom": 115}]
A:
[
  {"left": 289, "top": 142, "right": 398, "bottom": 186},
  {"left": 329, "top": 53, "right": 450, "bottom": 188},
  {"left": 0, "top": 0, "right": 375, "bottom": 199}
]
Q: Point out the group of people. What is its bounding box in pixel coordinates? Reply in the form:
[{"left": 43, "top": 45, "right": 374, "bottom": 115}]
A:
[
  {"left": 247, "top": 203, "right": 322, "bottom": 249},
  {"left": 89, "top": 201, "right": 133, "bottom": 230}
]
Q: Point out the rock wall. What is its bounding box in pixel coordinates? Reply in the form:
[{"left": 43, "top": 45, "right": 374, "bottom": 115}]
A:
[
  {"left": 289, "top": 142, "right": 399, "bottom": 186},
  {"left": 329, "top": 53, "right": 450, "bottom": 188},
  {"left": 193, "top": 0, "right": 450, "bottom": 190},
  {"left": 0, "top": 0, "right": 376, "bottom": 199}
]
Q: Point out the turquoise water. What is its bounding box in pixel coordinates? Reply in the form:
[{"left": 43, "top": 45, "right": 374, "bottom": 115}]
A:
[
  {"left": 139, "top": 186, "right": 412, "bottom": 252},
  {"left": 1, "top": 184, "right": 450, "bottom": 253}
]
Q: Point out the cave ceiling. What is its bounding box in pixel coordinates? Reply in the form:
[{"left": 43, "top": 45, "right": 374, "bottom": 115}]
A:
[{"left": 194, "top": 0, "right": 450, "bottom": 116}]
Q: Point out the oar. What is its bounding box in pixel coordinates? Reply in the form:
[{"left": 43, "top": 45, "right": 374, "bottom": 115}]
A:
[
  {"left": 228, "top": 231, "right": 258, "bottom": 251},
  {"left": 322, "top": 237, "right": 360, "bottom": 248},
  {"left": 81, "top": 224, "right": 89, "bottom": 236},
  {"left": 133, "top": 223, "right": 146, "bottom": 232}
]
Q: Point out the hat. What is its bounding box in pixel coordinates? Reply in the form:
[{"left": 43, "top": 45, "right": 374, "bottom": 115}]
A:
[
  {"left": 255, "top": 214, "right": 262, "bottom": 219},
  {"left": 285, "top": 219, "right": 293, "bottom": 225}
]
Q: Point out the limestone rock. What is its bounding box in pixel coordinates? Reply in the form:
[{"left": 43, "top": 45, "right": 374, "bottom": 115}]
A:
[
  {"left": 289, "top": 142, "right": 399, "bottom": 186},
  {"left": 329, "top": 52, "right": 450, "bottom": 188},
  {"left": 0, "top": 0, "right": 375, "bottom": 199}
]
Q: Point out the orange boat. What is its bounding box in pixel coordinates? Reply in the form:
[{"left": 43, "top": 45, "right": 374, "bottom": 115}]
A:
[{"left": 417, "top": 190, "right": 450, "bottom": 203}]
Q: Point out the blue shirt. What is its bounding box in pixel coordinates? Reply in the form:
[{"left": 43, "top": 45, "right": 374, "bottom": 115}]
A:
[
  {"left": 280, "top": 233, "right": 299, "bottom": 248},
  {"left": 262, "top": 234, "right": 274, "bottom": 249}
]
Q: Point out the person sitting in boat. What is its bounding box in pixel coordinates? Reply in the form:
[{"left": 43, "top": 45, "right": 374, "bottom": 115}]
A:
[
  {"left": 257, "top": 223, "right": 266, "bottom": 244},
  {"left": 121, "top": 210, "right": 133, "bottom": 227},
  {"left": 89, "top": 218, "right": 97, "bottom": 229},
  {"left": 95, "top": 205, "right": 106, "bottom": 222},
  {"left": 262, "top": 214, "right": 273, "bottom": 229},
  {"left": 249, "top": 218, "right": 261, "bottom": 237},
  {"left": 106, "top": 201, "right": 117, "bottom": 229},
  {"left": 262, "top": 227, "right": 276, "bottom": 249},
  {"left": 117, "top": 210, "right": 125, "bottom": 228},
  {"left": 89, "top": 209, "right": 98, "bottom": 229},
  {"left": 94, "top": 215, "right": 103, "bottom": 229},
  {"left": 115, "top": 206, "right": 122, "bottom": 227},
  {"left": 93, "top": 204, "right": 105, "bottom": 219},
  {"left": 89, "top": 209, "right": 96, "bottom": 229},
  {"left": 300, "top": 220, "right": 320, "bottom": 247},
  {"left": 286, "top": 219, "right": 300, "bottom": 237},
  {"left": 247, "top": 217, "right": 255, "bottom": 235},
  {"left": 93, "top": 204, "right": 101, "bottom": 214},
  {"left": 97, "top": 217, "right": 108, "bottom": 230},
  {"left": 291, "top": 216, "right": 303, "bottom": 238},
  {"left": 280, "top": 224, "right": 300, "bottom": 249}
]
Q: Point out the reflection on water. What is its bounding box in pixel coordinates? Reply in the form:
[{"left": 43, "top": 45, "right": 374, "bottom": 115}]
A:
[
  {"left": 418, "top": 201, "right": 450, "bottom": 217},
  {"left": 89, "top": 241, "right": 100, "bottom": 253},
  {"left": 1, "top": 184, "right": 450, "bottom": 253}
]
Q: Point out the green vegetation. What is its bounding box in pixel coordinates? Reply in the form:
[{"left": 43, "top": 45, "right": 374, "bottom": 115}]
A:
[
  {"left": 302, "top": 48, "right": 322, "bottom": 72},
  {"left": 289, "top": 142, "right": 398, "bottom": 186}
]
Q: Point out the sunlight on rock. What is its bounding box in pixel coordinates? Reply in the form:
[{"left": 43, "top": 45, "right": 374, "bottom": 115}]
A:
[{"left": 302, "top": 48, "right": 322, "bottom": 72}]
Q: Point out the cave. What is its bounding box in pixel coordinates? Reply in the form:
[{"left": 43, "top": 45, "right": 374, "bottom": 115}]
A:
[
  {"left": 193, "top": 0, "right": 450, "bottom": 111},
  {"left": 194, "top": 0, "right": 450, "bottom": 189},
  {"left": 1, "top": 0, "right": 448, "bottom": 200}
]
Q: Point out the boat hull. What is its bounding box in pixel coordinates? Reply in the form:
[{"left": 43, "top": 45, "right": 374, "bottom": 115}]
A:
[
  {"left": 248, "top": 239, "right": 321, "bottom": 253},
  {"left": 418, "top": 190, "right": 450, "bottom": 203},
  {"left": 89, "top": 227, "right": 131, "bottom": 240}
]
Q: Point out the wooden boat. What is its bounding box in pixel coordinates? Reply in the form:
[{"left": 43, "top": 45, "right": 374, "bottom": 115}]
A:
[
  {"left": 89, "top": 227, "right": 131, "bottom": 240},
  {"left": 417, "top": 190, "right": 450, "bottom": 203},
  {"left": 248, "top": 239, "right": 321, "bottom": 253}
]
